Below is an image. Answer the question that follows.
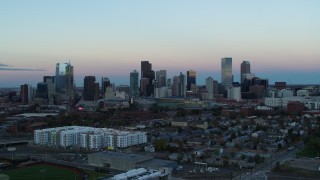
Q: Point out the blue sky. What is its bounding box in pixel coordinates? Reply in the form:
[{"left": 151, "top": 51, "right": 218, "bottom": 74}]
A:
[{"left": 0, "top": 0, "right": 319, "bottom": 87}]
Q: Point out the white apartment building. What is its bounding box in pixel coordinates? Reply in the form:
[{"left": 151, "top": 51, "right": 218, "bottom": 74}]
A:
[
  {"left": 34, "top": 126, "right": 147, "bottom": 150},
  {"left": 265, "top": 96, "right": 320, "bottom": 109}
]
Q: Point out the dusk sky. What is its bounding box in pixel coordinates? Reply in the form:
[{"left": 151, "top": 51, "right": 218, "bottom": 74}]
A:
[{"left": 0, "top": 0, "right": 319, "bottom": 87}]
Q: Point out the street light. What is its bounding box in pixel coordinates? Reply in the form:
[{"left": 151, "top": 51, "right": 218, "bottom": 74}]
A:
[{"left": 39, "top": 169, "right": 46, "bottom": 180}]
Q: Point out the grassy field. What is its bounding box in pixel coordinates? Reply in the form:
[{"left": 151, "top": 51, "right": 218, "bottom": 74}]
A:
[
  {"left": 296, "top": 146, "right": 319, "bottom": 157},
  {"left": 2, "top": 163, "right": 81, "bottom": 180},
  {"left": 82, "top": 169, "right": 108, "bottom": 180},
  {"left": 271, "top": 165, "right": 320, "bottom": 180}
]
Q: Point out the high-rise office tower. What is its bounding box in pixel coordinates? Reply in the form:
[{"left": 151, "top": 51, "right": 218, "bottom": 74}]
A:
[
  {"left": 172, "top": 76, "right": 180, "bottom": 97},
  {"left": 37, "top": 82, "right": 48, "bottom": 99},
  {"left": 179, "top": 72, "right": 186, "bottom": 97},
  {"left": 140, "top": 78, "right": 149, "bottom": 97},
  {"left": 55, "top": 62, "right": 74, "bottom": 99},
  {"left": 172, "top": 73, "right": 186, "bottom": 97},
  {"left": 20, "top": 84, "right": 32, "bottom": 104},
  {"left": 213, "top": 80, "right": 219, "bottom": 97},
  {"left": 83, "top": 76, "right": 98, "bottom": 101},
  {"left": 187, "top": 70, "right": 196, "bottom": 91},
  {"left": 101, "top": 77, "right": 111, "bottom": 96},
  {"left": 155, "top": 70, "right": 167, "bottom": 88},
  {"left": 94, "top": 83, "right": 99, "bottom": 100},
  {"left": 140, "top": 61, "right": 155, "bottom": 97},
  {"left": 221, "top": 57, "right": 233, "bottom": 89},
  {"left": 206, "top": 76, "right": 214, "bottom": 100},
  {"left": 43, "top": 76, "right": 55, "bottom": 102},
  {"left": 141, "top": 61, "right": 152, "bottom": 78},
  {"left": 240, "top": 61, "right": 251, "bottom": 83},
  {"left": 130, "top": 70, "right": 139, "bottom": 97}
]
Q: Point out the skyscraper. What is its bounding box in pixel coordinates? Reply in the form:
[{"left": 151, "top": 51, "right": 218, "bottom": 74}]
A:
[
  {"left": 240, "top": 61, "right": 251, "bottom": 83},
  {"left": 155, "top": 70, "right": 167, "bottom": 88},
  {"left": 140, "top": 61, "right": 155, "bottom": 97},
  {"left": 37, "top": 82, "right": 48, "bottom": 99},
  {"left": 130, "top": 70, "right": 139, "bottom": 97},
  {"left": 55, "top": 62, "right": 74, "bottom": 99},
  {"left": 206, "top": 76, "right": 214, "bottom": 100},
  {"left": 172, "top": 76, "right": 180, "bottom": 97},
  {"left": 179, "top": 72, "right": 186, "bottom": 97},
  {"left": 94, "top": 82, "right": 99, "bottom": 100},
  {"left": 43, "top": 76, "right": 55, "bottom": 103},
  {"left": 221, "top": 57, "right": 233, "bottom": 89},
  {"left": 20, "top": 84, "right": 32, "bottom": 104},
  {"left": 187, "top": 70, "right": 196, "bottom": 91},
  {"left": 101, "top": 77, "right": 111, "bottom": 96},
  {"left": 84, "top": 76, "right": 98, "bottom": 101},
  {"left": 172, "top": 73, "right": 186, "bottom": 97}
]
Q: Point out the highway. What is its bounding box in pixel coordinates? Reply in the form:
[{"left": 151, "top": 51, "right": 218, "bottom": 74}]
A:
[{"left": 233, "top": 142, "right": 304, "bottom": 180}]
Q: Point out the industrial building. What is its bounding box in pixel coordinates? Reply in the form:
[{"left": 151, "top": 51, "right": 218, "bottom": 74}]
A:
[
  {"left": 88, "top": 151, "right": 176, "bottom": 172},
  {"left": 108, "top": 168, "right": 170, "bottom": 180}
]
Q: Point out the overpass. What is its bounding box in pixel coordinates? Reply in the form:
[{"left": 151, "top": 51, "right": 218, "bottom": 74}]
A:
[{"left": 0, "top": 140, "right": 31, "bottom": 148}]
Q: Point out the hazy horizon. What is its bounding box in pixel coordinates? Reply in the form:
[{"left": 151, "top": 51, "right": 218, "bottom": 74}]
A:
[{"left": 1, "top": 0, "right": 319, "bottom": 87}]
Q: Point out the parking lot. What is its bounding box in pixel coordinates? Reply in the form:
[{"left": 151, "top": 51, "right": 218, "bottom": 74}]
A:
[{"left": 286, "top": 157, "right": 320, "bottom": 171}]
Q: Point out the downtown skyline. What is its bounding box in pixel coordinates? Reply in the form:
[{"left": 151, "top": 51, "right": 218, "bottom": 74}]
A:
[{"left": 1, "top": 0, "right": 320, "bottom": 87}]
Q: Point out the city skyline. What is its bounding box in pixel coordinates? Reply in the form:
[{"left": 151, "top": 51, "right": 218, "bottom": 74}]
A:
[{"left": 1, "top": 0, "right": 320, "bottom": 87}]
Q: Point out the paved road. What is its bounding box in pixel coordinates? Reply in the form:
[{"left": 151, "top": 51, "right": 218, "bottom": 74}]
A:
[
  {"left": 233, "top": 142, "right": 304, "bottom": 180},
  {"left": 0, "top": 152, "right": 95, "bottom": 170}
]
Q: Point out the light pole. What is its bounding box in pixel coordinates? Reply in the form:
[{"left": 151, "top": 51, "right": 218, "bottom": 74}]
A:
[{"left": 39, "top": 169, "right": 46, "bottom": 180}]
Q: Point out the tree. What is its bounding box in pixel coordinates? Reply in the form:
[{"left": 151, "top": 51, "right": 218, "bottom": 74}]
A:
[
  {"left": 155, "top": 139, "right": 167, "bottom": 152},
  {"left": 240, "top": 154, "right": 246, "bottom": 160},
  {"left": 247, "top": 156, "right": 254, "bottom": 163},
  {"left": 235, "top": 143, "right": 242, "bottom": 150},
  {"left": 254, "top": 154, "right": 264, "bottom": 164},
  {"left": 212, "top": 107, "right": 223, "bottom": 116},
  {"left": 274, "top": 162, "right": 281, "bottom": 171},
  {"left": 223, "top": 160, "right": 229, "bottom": 167}
]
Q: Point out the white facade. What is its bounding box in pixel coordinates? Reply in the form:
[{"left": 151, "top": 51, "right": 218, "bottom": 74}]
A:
[
  {"left": 277, "top": 89, "right": 293, "bottom": 98},
  {"left": 297, "top": 90, "right": 309, "bottom": 97},
  {"left": 105, "top": 87, "right": 116, "bottom": 100},
  {"left": 154, "top": 87, "right": 170, "bottom": 98},
  {"left": 227, "top": 86, "right": 241, "bottom": 101},
  {"left": 264, "top": 98, "right": 282, "bottom": 107},
  {"left": 116, "top": 90, "right": 126, "bottom": 99},
  {"left": 265, "top": 96, "right": 320, "bottom": 109},
  {"left": 305, "top": 101, "right": 320, "bottom": 110},
  {"left": 34, "top": 126, "right": 147, "bottom": 150}
]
